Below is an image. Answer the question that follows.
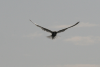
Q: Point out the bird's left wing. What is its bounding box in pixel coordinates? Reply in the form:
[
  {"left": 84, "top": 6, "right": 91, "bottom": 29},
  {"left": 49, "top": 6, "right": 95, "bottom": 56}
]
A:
[
  {"left": 30, "top": 20, "right": 52, "bottom": 33},
  {"left": 57, "top": 21, "right": 80, "bottom": 33}
]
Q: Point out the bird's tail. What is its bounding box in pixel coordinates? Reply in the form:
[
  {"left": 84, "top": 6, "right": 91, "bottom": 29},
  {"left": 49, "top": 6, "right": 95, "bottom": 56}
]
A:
[{"left": 47, "top": 35, "right": 56, "bottom": 39}]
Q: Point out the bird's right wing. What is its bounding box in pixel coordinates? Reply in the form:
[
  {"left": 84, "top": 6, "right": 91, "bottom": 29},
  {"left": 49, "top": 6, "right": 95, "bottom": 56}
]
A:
[
  {"left": 30, "top": 20, "right": 52, "bottom": 33},
  {"left": 57, "top": 22, "right": 80, "bottom": 33}
]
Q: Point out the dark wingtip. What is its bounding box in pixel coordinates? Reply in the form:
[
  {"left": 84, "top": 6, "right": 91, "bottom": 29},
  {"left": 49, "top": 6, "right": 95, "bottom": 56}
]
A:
[
  {"left": 29, "top": 19, "right": 32, "bottom": 22},
  {"left": 77, "top": 21, "right": 80, "bottom": 24}
]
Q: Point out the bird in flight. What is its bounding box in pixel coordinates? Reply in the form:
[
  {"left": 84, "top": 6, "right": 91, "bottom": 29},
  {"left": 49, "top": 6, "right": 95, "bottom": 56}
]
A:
[{"left": 30, "top": 20, "right": 80, "bottom": 39}]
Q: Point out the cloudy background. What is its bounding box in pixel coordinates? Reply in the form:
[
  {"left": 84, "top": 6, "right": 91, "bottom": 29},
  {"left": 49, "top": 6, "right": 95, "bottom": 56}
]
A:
[{"left": 0, "top": 0, "right": 100, "bottom": 67}]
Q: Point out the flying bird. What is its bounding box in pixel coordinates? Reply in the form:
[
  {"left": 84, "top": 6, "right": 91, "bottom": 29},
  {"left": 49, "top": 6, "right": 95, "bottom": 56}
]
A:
[{"left": 30, "top": 20, "right": 80, "bottom": 39}]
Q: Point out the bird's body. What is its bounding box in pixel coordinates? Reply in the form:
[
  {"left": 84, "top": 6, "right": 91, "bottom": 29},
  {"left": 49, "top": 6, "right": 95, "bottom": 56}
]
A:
[
  {"left": 51, "top": 31, "right": 57, "bottom": 39},
  {"left": 30, "top": 20, "right": 79, "bottom": 39},
  {"left": 52, "top": 31, "right": 57, "bottom": 37}
]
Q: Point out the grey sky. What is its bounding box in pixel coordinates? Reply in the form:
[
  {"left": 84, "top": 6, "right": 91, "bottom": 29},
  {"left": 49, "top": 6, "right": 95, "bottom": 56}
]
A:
[{"left": 0, "top": 0, "right": 100, "bottom": 67}]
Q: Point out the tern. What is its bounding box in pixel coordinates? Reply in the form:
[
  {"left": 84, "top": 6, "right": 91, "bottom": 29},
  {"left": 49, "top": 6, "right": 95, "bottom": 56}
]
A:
[{"left": 30, "top": 20, "right": 79, "bottom": 39}]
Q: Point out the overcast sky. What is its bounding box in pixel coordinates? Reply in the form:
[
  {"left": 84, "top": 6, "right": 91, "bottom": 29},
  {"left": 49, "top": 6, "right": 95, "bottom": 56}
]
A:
[{"left": 0, "top": 0, "right": 100, "bottom": 67}]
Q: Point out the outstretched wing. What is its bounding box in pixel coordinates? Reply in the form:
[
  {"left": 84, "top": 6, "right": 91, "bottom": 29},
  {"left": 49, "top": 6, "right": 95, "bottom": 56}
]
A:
[
  {"left": 30, "top": 20, "right": 52, "bottom": 33},
  {"left": 57, "top": 22, "right": 80, "bottom": 33}
]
